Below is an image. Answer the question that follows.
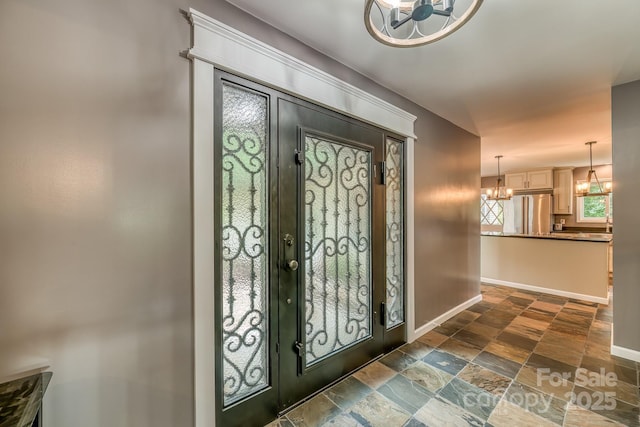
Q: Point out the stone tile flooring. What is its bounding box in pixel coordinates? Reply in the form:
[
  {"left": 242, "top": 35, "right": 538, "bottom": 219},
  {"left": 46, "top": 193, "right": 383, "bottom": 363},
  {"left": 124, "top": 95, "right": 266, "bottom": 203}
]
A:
[{"left": 267, "top": 284, "right": 639, "bottom": 427}]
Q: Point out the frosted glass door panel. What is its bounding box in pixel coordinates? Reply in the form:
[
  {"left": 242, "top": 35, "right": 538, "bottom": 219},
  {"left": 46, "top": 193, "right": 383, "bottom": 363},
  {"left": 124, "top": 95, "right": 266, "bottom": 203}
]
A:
[
  {"left": 220, "top": 83, "right": 269, "bottom": 405},
  {"left": 304, "top": 134, "right": 372, "bottom": 366},
  {"left": 385, "top": 139, "right": 404, "bottom": 328}
]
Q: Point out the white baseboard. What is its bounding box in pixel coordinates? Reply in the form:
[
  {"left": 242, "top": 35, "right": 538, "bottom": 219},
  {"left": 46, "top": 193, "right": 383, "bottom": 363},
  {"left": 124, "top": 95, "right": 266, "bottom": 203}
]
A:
[
  {"left": 611, "top": 344, "right": 640, "bottom": 363},
  {"left": 609, "top": 323, "right": 640, "bottom": 363},
  {"left": 480, "top": 277, "right": 609, "bottom": 305},
  {"left": 409, "top": 294, "right": 482, "bottom": 342}
]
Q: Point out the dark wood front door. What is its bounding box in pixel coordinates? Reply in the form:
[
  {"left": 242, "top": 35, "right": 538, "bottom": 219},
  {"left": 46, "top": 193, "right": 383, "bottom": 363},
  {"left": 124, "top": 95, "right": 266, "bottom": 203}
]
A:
[
  {"left": 213, "top": 71, "right": 406, "bottom": 427},
  {"left": 277, "top": 98, "right": 386, "bottom": 410}
]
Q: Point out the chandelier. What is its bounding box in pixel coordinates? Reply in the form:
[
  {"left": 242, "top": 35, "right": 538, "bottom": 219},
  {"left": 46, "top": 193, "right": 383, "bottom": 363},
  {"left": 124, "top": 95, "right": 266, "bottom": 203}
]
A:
[
  {"left": 364, "top": 0, "right": 483, "bottom": 47},
  {"left": 486, "top": 155, "right": 512, "bottom": 201},
  {"left": 576, "top": 141, "right": 612, "bottom": 197}
]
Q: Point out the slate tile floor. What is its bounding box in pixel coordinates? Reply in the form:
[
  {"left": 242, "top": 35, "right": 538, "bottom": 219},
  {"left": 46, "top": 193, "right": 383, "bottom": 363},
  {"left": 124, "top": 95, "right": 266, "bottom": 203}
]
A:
[{"left": 267, "top": 284, "right": 640, "bottom": 427}]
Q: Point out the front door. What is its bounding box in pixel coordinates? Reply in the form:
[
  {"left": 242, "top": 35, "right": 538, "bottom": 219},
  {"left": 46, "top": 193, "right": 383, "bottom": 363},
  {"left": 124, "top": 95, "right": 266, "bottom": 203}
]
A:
[
  {"left": 214, "top": 71, "right": 406, "bottom": 427},
  {"left": 277, "top": 99, "right": 386, "bottom": 409}
]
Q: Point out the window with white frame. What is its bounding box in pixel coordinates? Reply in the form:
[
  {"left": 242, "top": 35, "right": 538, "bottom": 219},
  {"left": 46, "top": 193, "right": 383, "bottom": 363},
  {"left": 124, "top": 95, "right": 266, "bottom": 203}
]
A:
[
  {"left": 577, "top": 180, "right": 613, "bottom": 223},
  {"left": 480, "top": 193, "right": 504, "bottom": 231}
]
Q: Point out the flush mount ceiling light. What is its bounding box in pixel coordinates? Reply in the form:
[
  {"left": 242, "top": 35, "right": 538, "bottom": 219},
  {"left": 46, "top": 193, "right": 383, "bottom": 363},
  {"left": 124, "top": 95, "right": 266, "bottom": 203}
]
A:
[
  {"left": 364, "top": 0, "right": 483, "bottom": 47},
  {"left": 576, "top": 141, "right": 612, "bottom": 197},
  {"left": 486, "top": 155, "right": 512, "bottom": 201}
]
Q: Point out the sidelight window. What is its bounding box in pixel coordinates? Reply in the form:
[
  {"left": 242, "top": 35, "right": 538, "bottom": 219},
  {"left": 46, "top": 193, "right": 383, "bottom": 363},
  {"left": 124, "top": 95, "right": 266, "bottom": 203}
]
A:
[
  {"left": 385, "top": 139, "right": 404, "bottom": 329},
  {"left": 220, "top": 83, "right": 269, "bottom": 406}
]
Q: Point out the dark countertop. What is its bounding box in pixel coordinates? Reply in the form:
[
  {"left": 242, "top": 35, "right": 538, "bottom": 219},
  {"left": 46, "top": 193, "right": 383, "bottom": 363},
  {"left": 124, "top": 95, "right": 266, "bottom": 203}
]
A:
[
  {"left": 481, "top": 231, "right": 612, "bottom": 243},
  {"left": 0, "top": 372, "right": 52, "bottom": 427}
]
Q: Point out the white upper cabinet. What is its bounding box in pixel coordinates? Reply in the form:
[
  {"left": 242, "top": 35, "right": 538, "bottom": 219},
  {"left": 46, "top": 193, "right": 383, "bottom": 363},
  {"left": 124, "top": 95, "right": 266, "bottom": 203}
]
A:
[
  {"left": 505, "top": 172, "right": 527, "bottom": 190},
  {"left": 505, "top": 169, "right": 553, "bottom": 190},
  {"left": 527, "top": 169, "right": 553, "bottom": 189},
  {"left": 553, "top": 168, "right": 574, "bottom": 214}
]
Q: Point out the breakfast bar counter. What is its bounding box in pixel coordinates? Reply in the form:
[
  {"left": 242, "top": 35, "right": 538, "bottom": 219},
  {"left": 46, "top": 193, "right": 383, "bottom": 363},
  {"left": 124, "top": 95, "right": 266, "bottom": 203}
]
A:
[{"left": 481, "top": 233, "right": 610, "bottom": 303}]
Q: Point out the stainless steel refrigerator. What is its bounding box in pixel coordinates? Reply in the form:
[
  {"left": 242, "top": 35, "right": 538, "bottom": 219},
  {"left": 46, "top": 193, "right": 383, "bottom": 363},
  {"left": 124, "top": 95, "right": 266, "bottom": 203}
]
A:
[{"left": 503, "top": 194, "right": 553, "bottom": 235}]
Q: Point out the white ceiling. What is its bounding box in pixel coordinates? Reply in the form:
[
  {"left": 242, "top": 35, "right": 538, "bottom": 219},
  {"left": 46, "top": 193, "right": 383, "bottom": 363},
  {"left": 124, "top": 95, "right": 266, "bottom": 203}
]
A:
[{"left": 226, "top": 0, "right": 640, "bottom": 176}]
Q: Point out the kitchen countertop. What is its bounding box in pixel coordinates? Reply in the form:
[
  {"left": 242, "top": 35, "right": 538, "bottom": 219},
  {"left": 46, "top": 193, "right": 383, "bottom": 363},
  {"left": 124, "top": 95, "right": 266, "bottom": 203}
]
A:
[{"left": 481, "top": 231, "right": 612, "bottom": 243}]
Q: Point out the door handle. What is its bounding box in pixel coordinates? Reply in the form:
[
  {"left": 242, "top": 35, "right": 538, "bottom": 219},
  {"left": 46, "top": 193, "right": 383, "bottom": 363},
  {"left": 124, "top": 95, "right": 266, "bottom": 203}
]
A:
[{"left": 283, "top": 234, "right": 298, "bottom": 271}]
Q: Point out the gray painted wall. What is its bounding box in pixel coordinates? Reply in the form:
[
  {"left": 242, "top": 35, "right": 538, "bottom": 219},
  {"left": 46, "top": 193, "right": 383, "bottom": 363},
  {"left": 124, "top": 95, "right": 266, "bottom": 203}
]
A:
[
  {"left": 611, "top": 79, "right": 640, "bottom": 353},
  {"left": 414, "top": 116, "right": 481, "bottom": 324},
  {"left": 0, "top": 0, "right": 479, "bottom": 425}
]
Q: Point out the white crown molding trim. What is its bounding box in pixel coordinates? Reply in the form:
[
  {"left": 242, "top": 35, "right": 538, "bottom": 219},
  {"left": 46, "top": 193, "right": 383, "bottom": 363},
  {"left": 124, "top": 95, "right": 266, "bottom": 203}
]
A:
[
  {"left": 481, "top": 277, "right": 609, "bottom": 305},
  {"left": 187, "top": 8, "right": 417, "bottom": 138},
  {"left": 410, "top": 295, "right": 482, "bottom": 342},
  {"left": 188, "top": 9, "right": 417, "bottom": 427}
]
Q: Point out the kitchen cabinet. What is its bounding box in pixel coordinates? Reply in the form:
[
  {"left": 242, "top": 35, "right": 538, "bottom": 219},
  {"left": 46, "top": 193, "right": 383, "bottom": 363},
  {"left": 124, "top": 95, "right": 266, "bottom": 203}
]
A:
[
  {"left": 553, "top": 168, "right": 574, "bottom": 214},
  {"left": 505, "top": 169, "right": 553, "bottom": 190}
]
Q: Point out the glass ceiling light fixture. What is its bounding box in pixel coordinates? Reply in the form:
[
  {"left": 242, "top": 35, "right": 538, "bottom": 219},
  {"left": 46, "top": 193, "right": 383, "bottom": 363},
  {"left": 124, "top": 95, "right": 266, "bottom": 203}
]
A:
[
  {"left": 486, "top": 155, "right": 512, "bottom": 200},
  {"left": 364, "top": 0, "right": 483, "bottom": 47},
  {"left": 576, "top": 141, "right": 612, "bottom": 197}
]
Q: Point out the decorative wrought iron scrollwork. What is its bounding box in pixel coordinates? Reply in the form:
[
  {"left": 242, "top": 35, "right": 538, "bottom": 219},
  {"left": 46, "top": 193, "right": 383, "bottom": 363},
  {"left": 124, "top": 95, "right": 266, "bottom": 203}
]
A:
[
  {"left": 304, "top": 135, "right": 372, "bottom": 365},
  {"left": 385, "top": 140, "right": 404, "bottom": 328},
  {"left": 220, "top": 83, "right": 269, "bottom": 405}
]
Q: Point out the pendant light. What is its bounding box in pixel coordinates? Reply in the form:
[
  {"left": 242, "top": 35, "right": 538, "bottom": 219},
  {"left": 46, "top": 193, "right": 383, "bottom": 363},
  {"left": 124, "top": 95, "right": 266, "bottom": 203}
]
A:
[
  {"left": 486, "top": 155, "right": 512, "bottom": 200},
  {"left": 576, "top": 141, "right": 612, "bottom": 197}
]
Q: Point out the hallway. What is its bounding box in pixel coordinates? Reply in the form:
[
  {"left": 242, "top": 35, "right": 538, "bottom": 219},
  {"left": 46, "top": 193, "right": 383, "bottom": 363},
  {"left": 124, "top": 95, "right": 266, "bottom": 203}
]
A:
[{"left": 268, "top": 284, "right": 639, "bottom": 426}]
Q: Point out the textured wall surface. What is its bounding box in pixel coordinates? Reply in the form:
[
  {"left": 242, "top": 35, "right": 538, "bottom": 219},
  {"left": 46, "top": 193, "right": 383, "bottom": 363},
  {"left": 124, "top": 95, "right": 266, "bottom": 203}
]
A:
[
  {"left": 0, "top": 0, "right": 480, "bottom": 425},
  {"left": 611, "top": 79, "right": 640, "bottom": 353}
]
